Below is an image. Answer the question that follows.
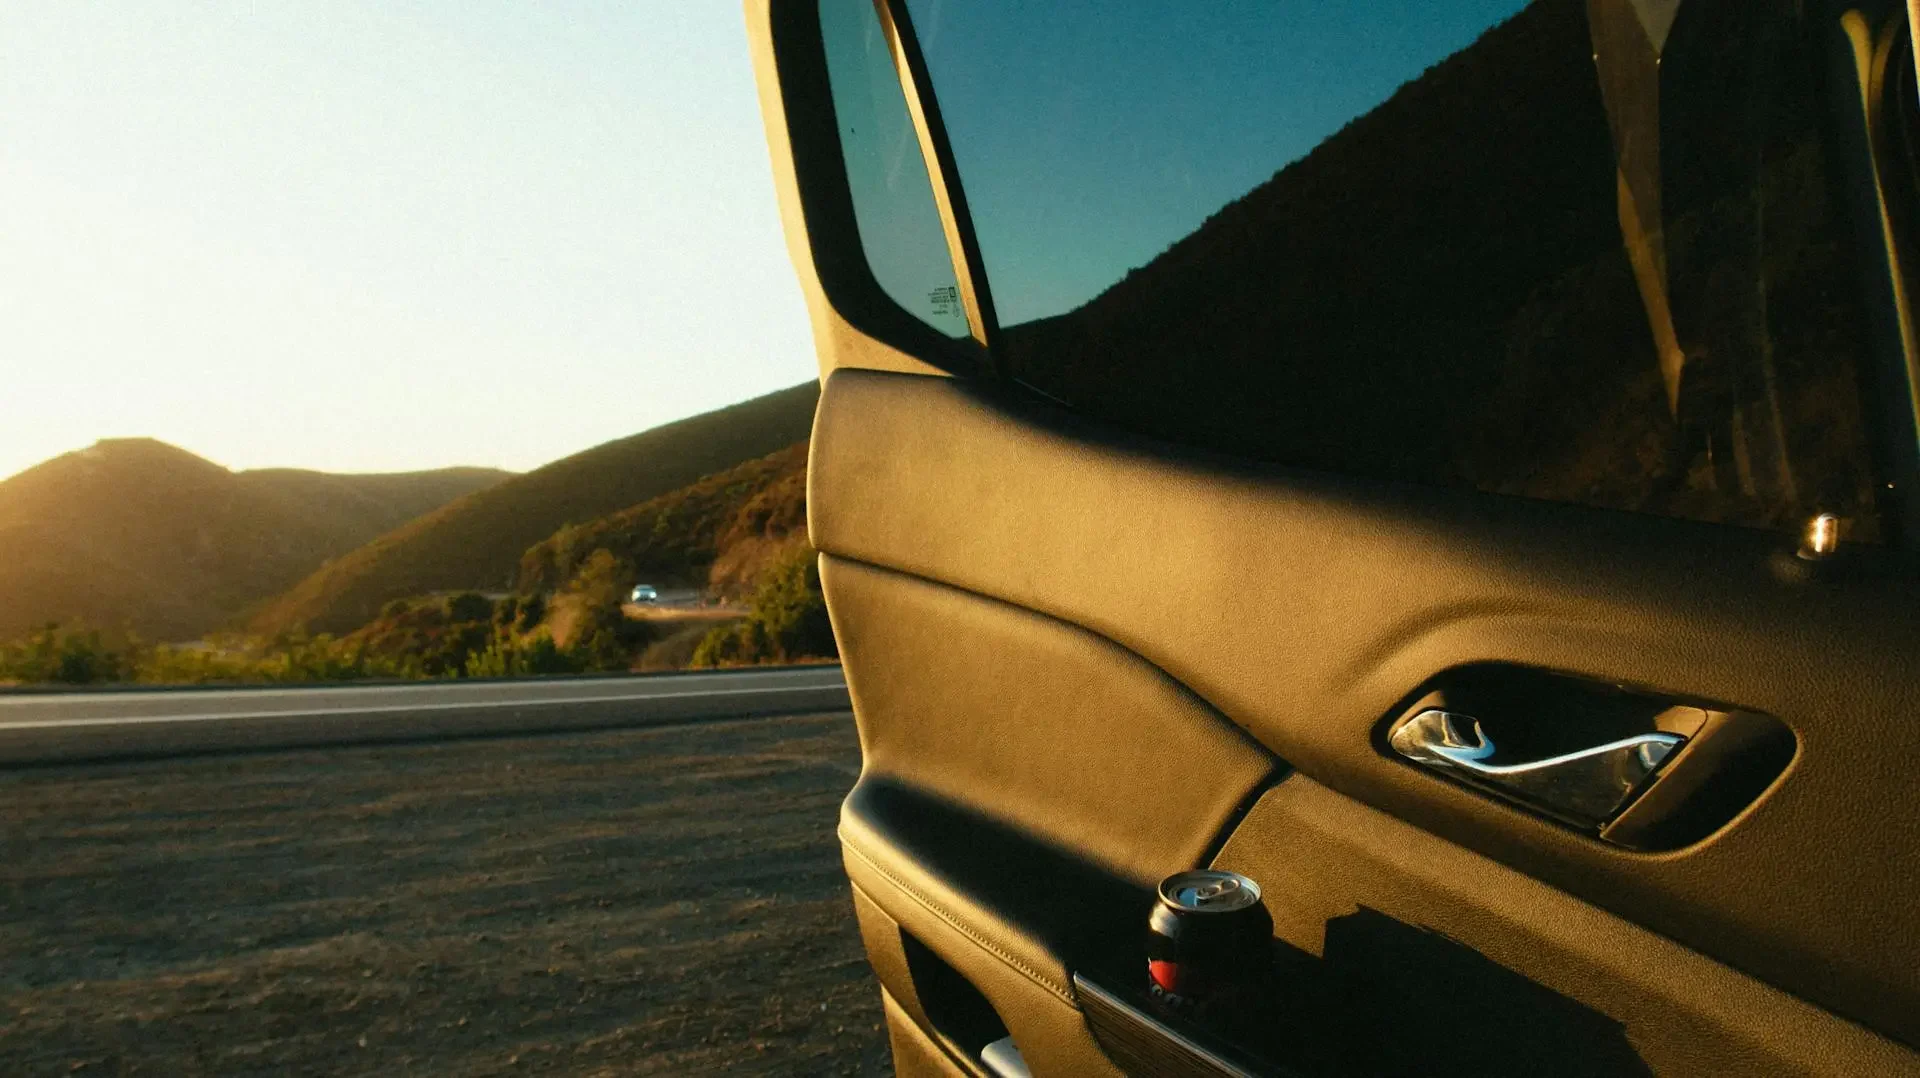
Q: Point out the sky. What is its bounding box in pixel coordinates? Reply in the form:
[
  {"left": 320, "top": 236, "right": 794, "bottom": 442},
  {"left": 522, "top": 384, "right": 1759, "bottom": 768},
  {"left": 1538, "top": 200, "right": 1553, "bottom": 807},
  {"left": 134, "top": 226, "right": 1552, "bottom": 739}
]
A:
[
  {"left": 818, "top": 0, "right": 968, "bottom": 340},
  {"left": 903, "top": 0, "right": 1532, "bottom": 325},
  {"left": 0, "top": 2, "right": 816, "bottom": 482}
]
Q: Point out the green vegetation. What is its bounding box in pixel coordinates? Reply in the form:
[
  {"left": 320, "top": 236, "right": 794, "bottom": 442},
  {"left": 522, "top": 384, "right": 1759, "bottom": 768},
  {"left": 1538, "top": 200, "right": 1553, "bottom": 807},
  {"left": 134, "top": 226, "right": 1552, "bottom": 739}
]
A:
[
  {"left": 0, "top": 592, "right": 623, "bottom": 687},
  {"left": 691, "top": 544, "right": 835, "bottom": 667},
  {"left": 0, "top": 624, "right": 138, "bottom": 686},
  {"left": 250, "top": 381, "right": 819, "bottom": 637},
  {"left": 2, "top": 388, "right": 830, "bottom": 688},
  {"left": 0, "top": 623, "right": 411, "bottom": 687},
  {"left": 136, "top": 635, "right": 416, "bottom": 685},
  {"left": 0, "top": 496, "right": 821, "bottom": 687},
  {"left": 517, "top": 441, "right": 807, "bottom": 599},
  {"left": 0, "top": 548, "right": 824, "bottom": 685},
  {"left": 551, "top": 550, "right": 656, "bottom": 671}
]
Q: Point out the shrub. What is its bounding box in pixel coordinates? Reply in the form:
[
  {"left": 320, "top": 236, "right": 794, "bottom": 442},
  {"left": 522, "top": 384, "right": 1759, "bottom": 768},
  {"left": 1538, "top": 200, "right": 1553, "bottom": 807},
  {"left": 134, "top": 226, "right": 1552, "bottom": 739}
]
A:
[
  {"left": 691, "top": 546, "right": 834, "bottom": 667},
  {"left": 516, "top": 593, "right": 547, "bottom": 631},
  {"left": 133, "top": 633, "right": 417, "bottom": 686},
  {"left": 570, "top": 625, "right": 637, "bottom": 673},
  {"left": 553, "top": 549, "right": 653, "bottom": 671},
  {"left": 0, "top": 622, "right": 137, "bottom": 680},
  {"left": 567, "top": 549, "right": 632, "bottom": 610},
  {"left": 749, "top": 548, "right": 835, "bottom": 659},
  {"left": 638, "top": 623, "right": 720, "bottom": 671},
  {"left": 0, "top": 623, "right": 137, "bottom": 686},
  {"left": 258, "top": 634, "right": 401, "bottom": 683},
  {"left": 690, "top": 619, "right": 763, "bottom": 667},
  {"left": 462, "top": 641, "right": 515, "bottom": 679},
  {"left": 521, "top": 634, "right": 581, "bottom": 675},
  {"left": 461, "top": 632, "right": 586, "bottom": 678},
  {"left": 446, "top": 592, "right": 495, "bottom": 624}
]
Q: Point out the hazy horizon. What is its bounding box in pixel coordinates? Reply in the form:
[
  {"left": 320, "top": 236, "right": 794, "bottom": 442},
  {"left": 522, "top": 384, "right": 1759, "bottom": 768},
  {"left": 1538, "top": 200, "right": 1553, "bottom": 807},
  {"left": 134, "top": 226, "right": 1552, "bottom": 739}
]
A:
[
  {"left": 1, "top": 3, "right": 816, "bottom": 484},
  {"left": 0, "top": 374, "right": 815, "bottom": 484}
]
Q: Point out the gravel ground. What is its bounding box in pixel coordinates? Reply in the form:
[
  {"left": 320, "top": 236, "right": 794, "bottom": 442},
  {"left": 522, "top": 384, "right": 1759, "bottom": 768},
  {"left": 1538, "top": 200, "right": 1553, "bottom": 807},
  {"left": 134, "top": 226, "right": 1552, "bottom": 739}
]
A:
[{"left": 0, "top": 712, "right": 889, "bottom": 1076}]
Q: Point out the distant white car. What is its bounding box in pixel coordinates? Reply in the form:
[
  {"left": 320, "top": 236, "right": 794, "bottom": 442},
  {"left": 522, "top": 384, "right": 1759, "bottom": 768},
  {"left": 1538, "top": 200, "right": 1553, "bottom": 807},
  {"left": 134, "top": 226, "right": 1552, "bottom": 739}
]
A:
[{"left": 629, "top": 585, "right": 659, "bottom": 603}]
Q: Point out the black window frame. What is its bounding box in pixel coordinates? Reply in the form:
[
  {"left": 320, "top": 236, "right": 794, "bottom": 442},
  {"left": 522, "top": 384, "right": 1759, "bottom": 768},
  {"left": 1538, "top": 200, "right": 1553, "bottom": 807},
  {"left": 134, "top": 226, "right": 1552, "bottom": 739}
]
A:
[{"left": 770, "top": 0, "right": 985, "bottom": 377}]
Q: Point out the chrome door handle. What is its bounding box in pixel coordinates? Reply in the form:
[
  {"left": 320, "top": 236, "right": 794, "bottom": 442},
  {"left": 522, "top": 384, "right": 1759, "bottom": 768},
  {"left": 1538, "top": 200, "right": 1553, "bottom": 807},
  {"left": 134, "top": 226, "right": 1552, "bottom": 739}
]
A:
[{"left": 1390, "top": 709, "right": 1684, "bottom": 829}]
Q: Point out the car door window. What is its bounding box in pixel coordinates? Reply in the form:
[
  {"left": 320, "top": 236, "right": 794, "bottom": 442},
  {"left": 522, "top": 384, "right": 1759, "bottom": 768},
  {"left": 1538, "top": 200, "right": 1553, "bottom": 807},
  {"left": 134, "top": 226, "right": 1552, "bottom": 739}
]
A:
[
  {"left": 819, "top": 0, "right": 970, "bottom": 339},
  {"left": 902, "top": 0, "right": 1898, "bottom": 540}
]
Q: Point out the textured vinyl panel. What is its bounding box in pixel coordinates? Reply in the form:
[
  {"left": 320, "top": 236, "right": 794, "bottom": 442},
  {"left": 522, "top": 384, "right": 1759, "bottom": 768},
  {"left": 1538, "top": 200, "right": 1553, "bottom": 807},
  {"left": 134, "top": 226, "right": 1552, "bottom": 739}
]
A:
[
  {"left": 822, "top": 555, "right": 1276, "bottom": 887},
  {"left": 809, "top": 367, "right": 1920, "bottom": 1046},
  {"left": 884, "top": 986, "right": 975, "bottom": 1078},
  {"left": 823, "top": 556, "right": 1277, "bottom": 1076},
  {"left": 1215, "top": 775, "right": 1919, "bottom": 1076}
]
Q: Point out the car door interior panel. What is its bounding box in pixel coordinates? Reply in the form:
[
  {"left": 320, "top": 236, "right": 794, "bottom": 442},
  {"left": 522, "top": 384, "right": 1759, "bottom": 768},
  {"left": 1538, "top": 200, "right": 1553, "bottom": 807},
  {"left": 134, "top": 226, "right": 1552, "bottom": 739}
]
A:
[
  {"left": 810, "top": 368, "right": 1920, "bottom": 1075},
  {"left": 825, "top": 555, "right": 1279, "bottom": 881},
  {"left": 746, "top": 0, "right": 1920, "bottom": 1071},
  {"left": 1200, "top": 777, "right": 1920, "bottom": 1076}
]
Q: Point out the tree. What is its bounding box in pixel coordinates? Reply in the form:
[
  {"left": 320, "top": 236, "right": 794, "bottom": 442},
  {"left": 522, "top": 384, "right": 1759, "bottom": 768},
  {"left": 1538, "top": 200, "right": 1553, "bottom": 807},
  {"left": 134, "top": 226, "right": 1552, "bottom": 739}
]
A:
[{"left": 446, "top": 592, "right": 495, "bottom": 624}]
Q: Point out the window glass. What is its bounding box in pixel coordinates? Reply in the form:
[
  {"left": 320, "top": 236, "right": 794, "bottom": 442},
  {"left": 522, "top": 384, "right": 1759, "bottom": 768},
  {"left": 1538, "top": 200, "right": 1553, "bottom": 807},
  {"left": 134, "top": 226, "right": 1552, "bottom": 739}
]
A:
[
  {"left": 819, "top": 0, "right": 970, "bottom": 338},
  {"left": 906, "top": 0, "right": 1893, "bottom": 538}
]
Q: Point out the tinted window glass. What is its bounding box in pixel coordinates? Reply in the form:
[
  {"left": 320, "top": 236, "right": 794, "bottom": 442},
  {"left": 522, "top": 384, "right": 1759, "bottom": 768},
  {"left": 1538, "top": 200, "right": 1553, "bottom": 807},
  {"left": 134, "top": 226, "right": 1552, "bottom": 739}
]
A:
[
  {"left": 907, "top": 0, "right": 1892, "bottom": 539},
  {"left": 819, "top": 0, "right": 969, "bottom": 339}
]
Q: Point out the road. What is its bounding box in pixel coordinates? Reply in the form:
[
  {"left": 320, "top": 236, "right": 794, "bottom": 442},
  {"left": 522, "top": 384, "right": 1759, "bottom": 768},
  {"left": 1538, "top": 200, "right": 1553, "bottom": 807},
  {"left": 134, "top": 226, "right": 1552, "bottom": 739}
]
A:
[
  {"left": 0, "top": 667, "right": 850, "bottom": 765},
  {"left": 0, "top": 709, "right": 887, "bottom": 1076}
]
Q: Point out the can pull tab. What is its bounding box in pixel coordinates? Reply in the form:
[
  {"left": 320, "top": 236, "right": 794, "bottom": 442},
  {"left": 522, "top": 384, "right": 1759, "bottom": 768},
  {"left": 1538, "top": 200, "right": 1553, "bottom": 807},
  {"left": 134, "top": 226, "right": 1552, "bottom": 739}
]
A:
[{"left": 1189, "top": 877, "right": 1242, "bottom": 907}]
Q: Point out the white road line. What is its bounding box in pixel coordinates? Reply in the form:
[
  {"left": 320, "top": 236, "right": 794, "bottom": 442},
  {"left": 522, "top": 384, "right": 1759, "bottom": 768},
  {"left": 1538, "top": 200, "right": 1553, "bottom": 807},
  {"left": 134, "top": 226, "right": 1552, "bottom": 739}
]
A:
[
  {"left": 0, "top": 684, "right": 849, "bottom": 731},
  {"left": 0, "top": 664, "right": 840, "bottom": 707},
  {"left": 0, "top": 670, "right": 843, "bottom": 709}
]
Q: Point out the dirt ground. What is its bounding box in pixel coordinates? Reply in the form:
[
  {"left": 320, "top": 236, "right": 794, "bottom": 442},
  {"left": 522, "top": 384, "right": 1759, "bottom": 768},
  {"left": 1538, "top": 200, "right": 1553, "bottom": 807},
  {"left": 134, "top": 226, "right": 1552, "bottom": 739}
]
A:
[
  {"left": 620, "top": 605, "right": 742, "bottom": 623},
  {"left": 0, "top": 712, "right": 890, "bottom": 1076}
]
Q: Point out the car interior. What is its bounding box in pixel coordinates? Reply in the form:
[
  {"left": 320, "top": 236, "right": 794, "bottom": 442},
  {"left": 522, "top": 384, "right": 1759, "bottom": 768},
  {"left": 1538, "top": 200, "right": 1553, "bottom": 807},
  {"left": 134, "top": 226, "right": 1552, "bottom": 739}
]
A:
[{"left": 750, "top": 0, "right": 1920, "bottom": 1074}]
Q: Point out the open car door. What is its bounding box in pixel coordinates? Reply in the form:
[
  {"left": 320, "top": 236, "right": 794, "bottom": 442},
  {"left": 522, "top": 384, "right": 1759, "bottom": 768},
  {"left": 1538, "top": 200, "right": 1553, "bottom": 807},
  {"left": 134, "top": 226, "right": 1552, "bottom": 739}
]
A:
[{"left": 749, "top": 0, "right": 1920, "bottom": 1073}]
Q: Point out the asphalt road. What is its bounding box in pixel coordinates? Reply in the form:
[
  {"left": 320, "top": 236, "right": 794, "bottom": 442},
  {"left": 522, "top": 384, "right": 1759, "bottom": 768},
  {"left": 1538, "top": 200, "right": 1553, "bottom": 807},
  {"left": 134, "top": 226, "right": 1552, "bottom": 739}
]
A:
[
  {"left": 0, "top": 667, "right": 850, "bottom": 765},
  {"left": 0, "top": 710, "right": 887, "bottom": 1076}
]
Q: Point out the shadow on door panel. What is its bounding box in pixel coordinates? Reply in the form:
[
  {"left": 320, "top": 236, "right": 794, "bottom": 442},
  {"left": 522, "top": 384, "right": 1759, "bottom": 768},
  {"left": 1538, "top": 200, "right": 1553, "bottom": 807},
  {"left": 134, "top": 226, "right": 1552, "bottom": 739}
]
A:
[{"left": 1265, "top": 908, "right": 1647, "bottom": 1078}]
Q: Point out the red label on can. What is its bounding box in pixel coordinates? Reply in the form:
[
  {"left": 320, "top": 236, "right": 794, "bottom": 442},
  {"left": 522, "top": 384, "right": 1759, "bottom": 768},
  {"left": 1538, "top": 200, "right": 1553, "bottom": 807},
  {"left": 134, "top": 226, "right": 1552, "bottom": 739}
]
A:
[{"left": 1148, "top": 959, "right": 1182, "bottom": 993}]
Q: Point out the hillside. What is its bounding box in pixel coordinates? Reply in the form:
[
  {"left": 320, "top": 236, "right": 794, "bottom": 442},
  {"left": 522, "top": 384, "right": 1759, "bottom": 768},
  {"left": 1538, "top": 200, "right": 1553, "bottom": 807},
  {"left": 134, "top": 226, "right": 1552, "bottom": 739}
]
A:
[
  {"left": 0, "top": 440, "right": 507, "bottom": 642},
  {"left": 1000, "top": 0, "right": 1880, "bottom": 532},
  {"left": 249, "top": 381, "right": 821, "bottom": 636},
  {"left": 1001, "top": 0, "right": 1625, "bottom": 479},
  {"left": 236, "top": 467, "right": 511, "bottom": 544},
  {"left": 517, "top": 441, "right": 809, "bottom": 599}
]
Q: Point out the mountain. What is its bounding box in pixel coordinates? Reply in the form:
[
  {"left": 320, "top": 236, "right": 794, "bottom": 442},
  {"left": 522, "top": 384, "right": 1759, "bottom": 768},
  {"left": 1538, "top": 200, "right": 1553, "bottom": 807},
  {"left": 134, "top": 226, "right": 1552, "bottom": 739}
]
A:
[
  {"left": 0, "top": 440, "right": 508, "bottom": 642},
  {"left": 248, "top": 380, "right": 821, "bottom": 636}
]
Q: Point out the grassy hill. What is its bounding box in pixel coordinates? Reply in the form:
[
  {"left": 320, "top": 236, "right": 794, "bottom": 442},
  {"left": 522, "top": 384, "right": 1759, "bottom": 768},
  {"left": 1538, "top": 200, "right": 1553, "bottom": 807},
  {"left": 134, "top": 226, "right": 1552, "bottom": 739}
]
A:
[
  {"left": 249, "top": 381, "right": 820, "bottom": 636},
  {"left": 236, "top": 467, "right": 511, "bottom": 546},
  {"left": 517, "top": 440, "right": 809, "bottom": 600},
  {"left": 0, "top": 440, "right": 507, "bottom": 642}
]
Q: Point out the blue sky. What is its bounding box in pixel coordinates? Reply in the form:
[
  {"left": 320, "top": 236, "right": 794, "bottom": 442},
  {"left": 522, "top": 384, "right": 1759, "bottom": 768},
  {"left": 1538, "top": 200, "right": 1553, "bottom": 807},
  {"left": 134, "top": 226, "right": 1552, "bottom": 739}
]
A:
[
  {"left": 0, "top": 2, "right": 815, "bottom": 480},
  {"left": 905, "top": 0, "right": 1531, "bottom": 324}
]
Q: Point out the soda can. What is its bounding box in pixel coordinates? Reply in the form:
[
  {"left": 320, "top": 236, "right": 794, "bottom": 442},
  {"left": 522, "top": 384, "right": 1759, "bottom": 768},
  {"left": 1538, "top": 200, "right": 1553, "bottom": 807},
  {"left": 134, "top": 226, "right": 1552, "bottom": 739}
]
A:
[{"left": 1145, "top": 869, "right": 1273, "bottom": 1016}]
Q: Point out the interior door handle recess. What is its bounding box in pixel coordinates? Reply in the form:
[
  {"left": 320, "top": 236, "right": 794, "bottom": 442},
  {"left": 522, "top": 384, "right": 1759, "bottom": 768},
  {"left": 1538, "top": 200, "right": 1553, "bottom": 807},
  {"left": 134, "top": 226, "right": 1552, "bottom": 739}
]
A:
[{"left": 1390, "top": 709, "right": 1684, "bottom": 830}]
